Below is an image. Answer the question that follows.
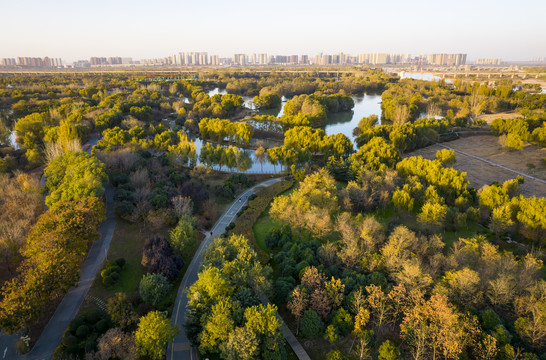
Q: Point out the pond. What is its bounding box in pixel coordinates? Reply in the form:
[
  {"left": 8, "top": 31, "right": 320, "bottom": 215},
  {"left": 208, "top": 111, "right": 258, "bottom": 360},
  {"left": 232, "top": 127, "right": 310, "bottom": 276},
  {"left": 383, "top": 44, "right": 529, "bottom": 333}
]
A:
[{"left": 193, "top": 88, "right": 385, "bottom": 172}]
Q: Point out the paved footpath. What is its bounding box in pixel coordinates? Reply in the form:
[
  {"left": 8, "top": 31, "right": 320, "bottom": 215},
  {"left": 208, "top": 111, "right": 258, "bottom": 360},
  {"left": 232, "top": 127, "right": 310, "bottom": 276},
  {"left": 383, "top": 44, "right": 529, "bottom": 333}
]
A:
[{"left": 168, "top": 177, "right": 311, "bottom": 360}]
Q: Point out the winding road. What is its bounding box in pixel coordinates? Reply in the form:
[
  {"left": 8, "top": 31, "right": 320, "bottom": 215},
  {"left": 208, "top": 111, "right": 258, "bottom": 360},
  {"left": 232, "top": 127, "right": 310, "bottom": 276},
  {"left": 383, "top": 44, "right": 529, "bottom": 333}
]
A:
[{"left": 168, "top": 177, "right": 310, "bottom": 360}]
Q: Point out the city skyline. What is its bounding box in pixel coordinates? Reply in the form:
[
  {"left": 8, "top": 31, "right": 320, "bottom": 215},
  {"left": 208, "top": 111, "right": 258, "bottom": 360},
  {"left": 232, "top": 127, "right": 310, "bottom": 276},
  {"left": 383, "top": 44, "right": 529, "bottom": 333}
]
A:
[
  {"left": 1, "top": 0, "right": 545, "bottom": 62},
  {"left": 1, "top": 52, "right": 477, "bottom": 68}
]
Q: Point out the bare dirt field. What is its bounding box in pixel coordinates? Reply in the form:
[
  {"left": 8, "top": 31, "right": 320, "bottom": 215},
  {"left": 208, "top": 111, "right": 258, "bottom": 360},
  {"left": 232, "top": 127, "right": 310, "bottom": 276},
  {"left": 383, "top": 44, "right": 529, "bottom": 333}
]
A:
[
  {"left": 406, "top": 135, "right": 546, "bottom": 197},
  {"left": 479, "top": 112, "right": 522, "bottom": 124}
]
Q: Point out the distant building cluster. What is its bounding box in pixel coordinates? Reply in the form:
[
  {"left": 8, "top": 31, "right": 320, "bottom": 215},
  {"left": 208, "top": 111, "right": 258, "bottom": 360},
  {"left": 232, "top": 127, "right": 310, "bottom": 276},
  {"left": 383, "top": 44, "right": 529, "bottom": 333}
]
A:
[
  {"left": 425, "top": 53, "right": 467, "bottom": 66},
  {"left": 142, "top": 52, "right": 218, "bottom": 66},
  {"left": 0, "top": 51, "right": 473, "bottom": 69},
  {"left": 476, "top": 58, "right": 503, "bottom": 65},
  {"left": 312, "top": 53, "right": 466, "bottom": 66},
  {"left": 1, "top": 56, "right": 63, "bottom": 68},
  {"left": 89, "top": 57, "right": 133, "bottom": 66},
  {"left": 233, "top": 54, "right": 308, "bottom": 65}
]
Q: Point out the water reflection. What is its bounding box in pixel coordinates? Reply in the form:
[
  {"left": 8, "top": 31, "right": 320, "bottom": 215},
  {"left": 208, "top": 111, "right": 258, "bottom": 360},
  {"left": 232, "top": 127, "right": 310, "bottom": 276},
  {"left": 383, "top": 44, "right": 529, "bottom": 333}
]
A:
[{"left": 324, "top": 93, "right": 383, "bottom": 145}]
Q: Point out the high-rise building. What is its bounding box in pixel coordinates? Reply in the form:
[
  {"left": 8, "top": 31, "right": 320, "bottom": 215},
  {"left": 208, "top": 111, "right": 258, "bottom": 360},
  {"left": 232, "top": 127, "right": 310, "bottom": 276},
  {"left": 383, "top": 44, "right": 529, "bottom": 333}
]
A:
[
  {"left": 476, "top": 58, "right": 502, "bottom": 65},
  {"left": 234, "top": 54, "right": 247, "bottom": 65},
  {"left": 210, "top": 55, "right": 219, "bottom": 66},
  {"left": 258, "top": 53, "right": 268, "bottom": 65},
  {"left": 73, "top": 60, "right": 90, "bottom": 68},
  {"left": 300, "top": 55, "right": 309, "bottom": 65},
  {"left": 12, "top": 56, "right": 62, "bottom": 67},
  {"left": 426, "top": 53, "right": 466, "bottom": 66},
  {"left": 1, "top": 58, "right": 16, "bottom": 66}
]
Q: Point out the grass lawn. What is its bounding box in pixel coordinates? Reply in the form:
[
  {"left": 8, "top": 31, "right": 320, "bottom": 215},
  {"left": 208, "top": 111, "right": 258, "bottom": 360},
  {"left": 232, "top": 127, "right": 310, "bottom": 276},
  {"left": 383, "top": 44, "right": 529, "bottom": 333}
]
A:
[
  {"left": 253, "top": 215, "right": 278, "bottom": 251},
  {"left": 81, "top": 218, "right": 201, "bottom": 314},
  {"left": 84, "top": 220, "right": 149, "bottom": 305}
]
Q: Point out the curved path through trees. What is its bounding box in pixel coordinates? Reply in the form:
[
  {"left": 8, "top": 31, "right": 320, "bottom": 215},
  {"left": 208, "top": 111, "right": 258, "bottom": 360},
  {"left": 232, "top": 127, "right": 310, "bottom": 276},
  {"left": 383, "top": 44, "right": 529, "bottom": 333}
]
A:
[{"left": 168, "top": 177, "right": 311, "bottom": 360}]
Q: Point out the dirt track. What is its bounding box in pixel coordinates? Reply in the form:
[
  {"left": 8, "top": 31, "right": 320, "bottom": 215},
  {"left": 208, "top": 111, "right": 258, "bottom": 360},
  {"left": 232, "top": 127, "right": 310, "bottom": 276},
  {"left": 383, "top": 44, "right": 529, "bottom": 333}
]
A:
[{"left": 406, "top": 135, "right": 546, "bottom": 197}]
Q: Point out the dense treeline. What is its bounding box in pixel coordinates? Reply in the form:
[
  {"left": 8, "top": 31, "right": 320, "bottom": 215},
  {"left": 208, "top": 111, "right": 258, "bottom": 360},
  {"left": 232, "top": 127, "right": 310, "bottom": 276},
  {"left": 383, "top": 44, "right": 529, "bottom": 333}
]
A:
[
  {"left": 185, "top": 234, "right": 284, "bottom": 359},
  {"left": 490, "top": 113, "right": 546, "bottom": 149},
  {"left": 264, "top": 163, "right": 546, "bottom": 359},
  {"left": 380, "top": 78, "right": 546, "bottom": 125},
  {"left": 198, "top": 117, "right": 253, "bottom": 144},
  {"left": 283, "top": 93, "right": 355, "bottom": 127},
  {"left": 0, "top": 196, "right": 105, "bottom": 333},
  {"left": 211, "top": 70, "right": 398, "bottom": 97}
]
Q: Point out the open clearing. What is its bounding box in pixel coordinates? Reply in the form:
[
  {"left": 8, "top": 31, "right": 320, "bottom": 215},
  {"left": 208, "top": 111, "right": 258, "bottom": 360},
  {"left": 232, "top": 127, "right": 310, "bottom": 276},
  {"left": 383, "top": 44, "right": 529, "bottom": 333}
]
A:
[
  {"left": 406, "top": 135, "right": 546, "bottom": 197},
  {"left": 479, "top": 111, "right": 522, "bottom": 124}
]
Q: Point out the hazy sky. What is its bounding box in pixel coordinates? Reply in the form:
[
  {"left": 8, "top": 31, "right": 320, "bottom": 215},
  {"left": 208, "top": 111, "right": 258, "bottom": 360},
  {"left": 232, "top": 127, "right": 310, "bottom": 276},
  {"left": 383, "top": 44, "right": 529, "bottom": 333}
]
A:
[{"left": 1, "top": 0, "right": 544, "bottom": 62}]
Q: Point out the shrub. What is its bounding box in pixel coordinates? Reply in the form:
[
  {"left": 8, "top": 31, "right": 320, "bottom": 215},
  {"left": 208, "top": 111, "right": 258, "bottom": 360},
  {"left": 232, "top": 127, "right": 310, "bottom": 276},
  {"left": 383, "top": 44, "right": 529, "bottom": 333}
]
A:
[
  {"left": 95, "top": 319, "right": 110, "bottom": 332},
  {"left": 115, "top": 200, "right": 136, "bottom": 218},
  {"left": 115, "top": 258, "right": 126, "bottom": 268},
  {"left": 110, "top": 173, "right": 129, "bottom": 186},
  {"left": 101, "top": 269, "right": 112, "bottom": 278},
  {"left": 76, "top": 325, "right": 90, "bottom": 338},
  {"left": 85, "top": 309, "right": 103, "bottom": 324},
  {"left": 69, "top": 317, "right": 85, "bottom": 332},
  {"left": 137, "top": 302, "right": 152, "bottom": 315},
  {"left": 102, "top": 276, "right": 115, "bottom": 287},
  {"left": 63, "top": 334, "right": 78, "bottom": 347},
  {"left": 15, "top": 338, "right": 30, "bottom": 355},
  {"left": 64, "top": 343, "right": 81, "bottom": 355},
  {"left": 481, "top": 309, "right": 502, "bottom": 331},
  {"left": 300, "top": 310, "right": 324, "bottom": 338},
  {"left": 327, "top": 350, "right": 346, "bottom": 360},
  {"left": 435, "top": 149, "right": 456, "bottom": 165},
  {"left": 107, "top": 264, "right": 121, "bottom": 273}
]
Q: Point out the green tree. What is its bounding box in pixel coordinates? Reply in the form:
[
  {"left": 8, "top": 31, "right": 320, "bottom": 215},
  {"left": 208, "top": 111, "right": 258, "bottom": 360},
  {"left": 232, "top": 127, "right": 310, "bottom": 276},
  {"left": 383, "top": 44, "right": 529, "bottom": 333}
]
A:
[
  {"left": 106, "top": 292, "right": 139, "bottom": 330},
  {"left": 349, "top": 137, "right": 400, "bottom": 172},
  {"left": 325, "top": 324, "right": 339, "bottom": 344},
  {"left": 300, "top": 310, "right": 324, "bottom": 338},
  {"left": 377, "top": 340, "right": 403, "bottom": 360},
  {"left": 139, "top": 273, "right": 171, "bottom": 307},
  {"left": 514, "top": 281, "right": 546, "bottom": 348},
  {"left": 499, "top": 133, "right": 524, "bottom": 150},
  {"left": 220, "top": 326, "right": 259, "bottom": 360},
  {"left": 168, "top": 214, "right": 197, "bottom": 255},
  {"left": 417, "top": 202, "right": 447, "bottom": 229},
  {"left": 44, "top": 151, "right": 107, "bottom": 208},
  {"left": 200, "top": 298, "right": 236, "bottom": 354},
  {"left": 0, "top": 197, "right": 105, "bottom": 333},
  {"left": 135, "top": 311, "right": 178, "bottom": 360},
  {"left": 392, "top": 189, "right": 414, "bottom": 213}
]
